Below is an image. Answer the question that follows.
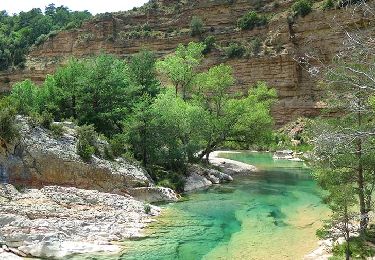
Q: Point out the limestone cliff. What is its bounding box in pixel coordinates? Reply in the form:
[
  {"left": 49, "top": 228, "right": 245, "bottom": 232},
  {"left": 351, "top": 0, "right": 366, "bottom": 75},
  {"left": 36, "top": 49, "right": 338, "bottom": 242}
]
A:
[{"left": 0, "top": 0, "right": 374, "bottom": 125}]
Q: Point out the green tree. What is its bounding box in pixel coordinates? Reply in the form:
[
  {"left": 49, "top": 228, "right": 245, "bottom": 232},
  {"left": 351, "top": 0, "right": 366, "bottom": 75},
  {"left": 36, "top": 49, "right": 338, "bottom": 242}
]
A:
[
  {"left": 156, "top": 42, "right": 205, "bottom": 100},
  {"left": 309, "top": 42, "right": 375, "bottom": 233},
  {"left": 149, "top": 89, "right": 207, "bottom": 168},
  {"left": 194, "top": 64, "right": 276, "bottom": 160},
  {"left": 129, "top": 50, "right": 160, "bottom": 97}
]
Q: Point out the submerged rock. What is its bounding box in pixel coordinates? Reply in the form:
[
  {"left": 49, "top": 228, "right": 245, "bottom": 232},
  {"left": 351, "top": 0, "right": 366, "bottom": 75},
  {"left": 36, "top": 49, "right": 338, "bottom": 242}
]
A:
[{"left": 0, "top": 184, "right": 161, "bottom": 259}]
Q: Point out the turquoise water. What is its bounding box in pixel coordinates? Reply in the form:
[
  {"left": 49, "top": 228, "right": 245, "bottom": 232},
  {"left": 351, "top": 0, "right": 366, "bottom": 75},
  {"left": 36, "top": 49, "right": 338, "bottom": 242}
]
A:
[{"left": 118, "top": 152, "right": 327, "bottom": 259}]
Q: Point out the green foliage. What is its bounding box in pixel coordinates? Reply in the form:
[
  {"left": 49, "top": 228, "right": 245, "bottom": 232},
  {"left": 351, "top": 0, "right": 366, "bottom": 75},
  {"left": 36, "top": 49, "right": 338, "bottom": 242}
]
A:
[
  {"left": 202, "top": 36, "right": 216, "bottom": 54},
  {"left": 291, "top": 0, "right": 313, "bottom": 17},
  {"left": 109, "top": 134, "right": 128, "bottom": 157},
  {"left": 10, "top": 80, "right": 38, "bottom": 115},
  {"left": 8, "top": 42, "right": 277, "bottom": 191},
  {"left": 50, "top": 123, "right": 64, "bottom": 138},
  {"left": 0, "top": 6, "right": 91, "bottom": 71},
  {"left": 157, "top": 42, "right": 205, "bottom": 100},
  {"left": 148, "top": 166, "right": 186, "bottom": 192},
  {"left": 322, "top": 0, "right": 335, "bottom": 10},
  {"left": 225, "top": 42, "right": 246, "bottom": 58},
  {"left": 10, "top": 54, "right": 153, "bottom": 137},
  {"left": 40, "top": 111, "right": 53, "bottom": 129},
  {"left": 190, "top": 16, "right": 204, "bottom": 37},
  {"left": 332, "top": 237, "right": 375, "bottom": 259},
  {"left": 194, "top": 65, "right": 277, "bottom": 158},
  {"left": 129, "top": 50, "right": 160, "bottom": 97},
  {"left": 76, "top": 124, "right": 98, "bottom": 162},
  {"left": 237, "top": 11, "right": 268, "bottom": 30},
  {"left": 144, "top": 204, "right": 151, "bottom": 214},
  {"left": 249, "top": 37, "right": 262, "bottom": 56},
  {"left": 0, "top": 98, "right": 18, "bottom": 143}
]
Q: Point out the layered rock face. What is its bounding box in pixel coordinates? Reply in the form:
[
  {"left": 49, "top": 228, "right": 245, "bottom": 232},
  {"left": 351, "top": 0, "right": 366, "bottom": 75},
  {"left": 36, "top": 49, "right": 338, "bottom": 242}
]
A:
[{"left": 0, "top": 0, "right": 373, "bottom": 125}]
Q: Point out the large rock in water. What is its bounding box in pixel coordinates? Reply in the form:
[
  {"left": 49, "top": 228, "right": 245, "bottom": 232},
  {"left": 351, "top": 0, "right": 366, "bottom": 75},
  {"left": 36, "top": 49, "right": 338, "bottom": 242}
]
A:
[
  {"left": 0, "top": 117, "right": 177, "bottom": 202},
  {"left": 0, "top": 184, "right": 161, "bottom": 259},
  {"left": 184, "top": 164, "right": 233, "bottom": 192}
]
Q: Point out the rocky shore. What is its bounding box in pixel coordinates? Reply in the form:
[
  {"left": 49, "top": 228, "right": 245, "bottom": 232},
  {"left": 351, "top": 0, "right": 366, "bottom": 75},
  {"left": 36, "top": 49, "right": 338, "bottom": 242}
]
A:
[{"left": 0, "top": 184, "right": 161, "bottom": 259}]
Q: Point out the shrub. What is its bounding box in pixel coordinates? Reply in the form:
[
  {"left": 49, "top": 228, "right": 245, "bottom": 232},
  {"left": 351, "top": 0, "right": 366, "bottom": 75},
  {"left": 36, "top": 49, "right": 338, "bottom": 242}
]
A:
[
  {"left": 77, "top": 124, "right": 98, "bottom": 162},
  {"left": 190, "top": 16, "right": 204, "bottom": 37},
  {"left": 238, "top": 11, "right": 268, "bottom": 30},
  {"left": 250, "top": 37, "right": 262, "bottom": 56},
  {"left": 0, "top": 100, "right": 18, "bottom": 143},
  {"left": 144, "top": 204, "right": 151, "bottom": 214},
  {"left": 50, "top": 123, "right": 64, "bottom": 138},
  {"left": 103, "top": 144, "right": 115, "bottom": 161},
  {"left": 110, "top": 134, "right": 128, "bottom": 157},
  {"left": 40, "top": 111, "right": 54, "bottom": 129},
  {"left": 34, "top": 34, "right": 49, "bottom": 46},
  {"left": 148, "top": 165, "right": 186, "bottom": 192},
  {"left": 225, "top": 42, "right": 246, "bottom": 58},
  {"left": 322, "top": 0, "right": 335, "bottom": 10},
  {"left": 202, "top": 36, "right": 216, "bottom": 54},
  {"left": 291, "top": 0, "right": 313, "bottom": 17}
]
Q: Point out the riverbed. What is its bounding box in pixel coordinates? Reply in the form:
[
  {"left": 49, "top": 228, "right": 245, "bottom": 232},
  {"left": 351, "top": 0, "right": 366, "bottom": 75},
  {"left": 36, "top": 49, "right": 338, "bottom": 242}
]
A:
[{"left": 107, "top": 152, "right": 328, "bottom": 259}]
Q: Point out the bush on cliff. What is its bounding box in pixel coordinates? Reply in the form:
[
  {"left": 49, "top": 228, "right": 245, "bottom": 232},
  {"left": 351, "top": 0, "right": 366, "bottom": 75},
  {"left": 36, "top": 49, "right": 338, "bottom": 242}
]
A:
[
  {"left": 237, "top": 11, "right": 268, "bottom": 30},
  {"left": 190, "top": 16, "right": 204, "bottom": 37},
  {"left": 322, "top": 0, "right": 335, "bottom": 10},
  {"left": 225, "top": 42, "right": 246, "bottom": 58},
  {"left": 77, "top": 124, "right": 98, "bottom": 162},
  {"left": 291, "top": 0, "right": 313, "bottom": 17}
]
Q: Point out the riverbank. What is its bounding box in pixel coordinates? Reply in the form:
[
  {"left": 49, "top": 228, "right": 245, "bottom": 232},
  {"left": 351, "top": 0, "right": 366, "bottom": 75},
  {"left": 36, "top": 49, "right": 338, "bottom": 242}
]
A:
[{"left": 0, "top": 184, "right": 163, "bottom": 259}]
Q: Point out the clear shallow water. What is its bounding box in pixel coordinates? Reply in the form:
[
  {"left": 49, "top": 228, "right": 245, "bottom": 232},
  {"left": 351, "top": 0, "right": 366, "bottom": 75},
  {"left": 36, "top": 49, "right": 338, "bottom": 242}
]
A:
[{"left": 106, "top": 152, "right": 328, "bottom": 260}]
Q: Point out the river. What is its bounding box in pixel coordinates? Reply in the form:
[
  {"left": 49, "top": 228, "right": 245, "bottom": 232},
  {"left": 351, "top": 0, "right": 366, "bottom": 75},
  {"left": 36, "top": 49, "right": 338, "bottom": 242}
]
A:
[{"left": 105, "top": 152, "right": 328, "bottom": 259}]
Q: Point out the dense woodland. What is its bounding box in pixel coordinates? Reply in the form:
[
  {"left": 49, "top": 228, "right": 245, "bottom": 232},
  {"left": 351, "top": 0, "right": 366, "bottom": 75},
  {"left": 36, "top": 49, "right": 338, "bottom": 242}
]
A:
[{"left": 0, "top": 4, "right": 91, "bottom": 70}]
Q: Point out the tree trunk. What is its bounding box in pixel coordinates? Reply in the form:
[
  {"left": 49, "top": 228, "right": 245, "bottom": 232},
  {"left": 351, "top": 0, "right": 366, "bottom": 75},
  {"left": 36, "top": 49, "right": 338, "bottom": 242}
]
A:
[
  {"left": 72, "top": 95, "right": 77, "bottom": 118},
  {"left": 141, "top": 120, "right": 147, "bottom": 167},
  {"left": 357, "top": 110, "right": 368, "bottom": 233},
  {"left": 345, "top": 240, "right": 350, "bottom": 260},
  {"left": 345, "top": 206, "right": 350, "bottom": 260},
  {"left": 357, "top": 137, "right": 367, "bottom": 232}
]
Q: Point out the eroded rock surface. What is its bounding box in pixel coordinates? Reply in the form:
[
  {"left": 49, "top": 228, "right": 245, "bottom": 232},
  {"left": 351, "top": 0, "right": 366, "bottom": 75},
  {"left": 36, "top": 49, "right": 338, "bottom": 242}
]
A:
[{"left": 0, "top": 184, "right": 160, "bottom": 259}]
